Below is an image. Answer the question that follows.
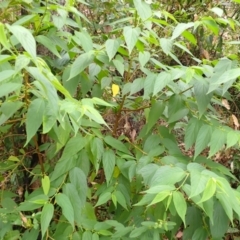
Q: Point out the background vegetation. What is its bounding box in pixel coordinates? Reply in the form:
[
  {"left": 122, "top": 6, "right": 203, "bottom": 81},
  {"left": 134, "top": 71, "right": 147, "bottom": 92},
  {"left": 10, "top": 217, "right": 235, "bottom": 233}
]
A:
[{"left": 0, "top": 0, "right": 240, "bottom": 239}]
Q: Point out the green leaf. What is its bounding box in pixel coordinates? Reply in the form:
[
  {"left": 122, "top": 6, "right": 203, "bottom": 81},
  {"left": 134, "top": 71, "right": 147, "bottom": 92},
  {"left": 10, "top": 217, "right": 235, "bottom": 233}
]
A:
[
  {"left": 104, "top": 135, "right": 131, "bottom": 155},
  {"left": 15, "top": 55, "right": 30, "bottom": 72},
  {"left": 173, "top": 191, "right": 187, "bottom": 227},
  {"left": 84, "top": 105, "right": 108, "bottom": 126},
  {"left": 202, "top": 18, "right": 219, "bottom": 35},
  {"left": 194, "top": 78, "right": 212, "bottom": 116},
  {"left": 211, "top": 67, "right": 240, "bottom": 86},
  {"left": 226, "top": 131, "right": 239, "bottom": 149},
  {"left": 148, "top": 191, "right": 171, "bottom": 206},
  {"left": 189, "top": 170, "right": 208, "bottom": 198},
  {"left": 0, "top": 101, "right": 23, "bottom": 125},
  {"left": 75, "top": 30, "right": 93, "bottom": 52},
  {"left": 95, "top": 192, "right": 111, "bottom": 207},
  {"left": 209, "top": 129, "right": 226, "bottom": 158},
  {"left": 113, "top": 58, "right": 124, "bottom": 76},
  {"left": 129, "top": 226, "right": 148, "bottom": 238},
  {"left": 25, "top": 98, "right": 45, "bottom": 145},
  {"left": 198, "top": 178, "right": 216, "bottom": 203},
  {"left": 146, "top": 101, "right": 164, "bottom": 133},
  {"left": 0, "top": 23, "right": 10, "bottom": 49},
  {"left": 7, "top": 24, "right": 36, "bottom": 58},
  {"left": 210, "top": 201, "right": 229, "bottom": 238},
  {"left": 41, "top": 203, "right": 54, "bottom": 238},
  {"left": 168, "top": 108, "right": 189, "bottom": 123},
  {"left": 69, "top": 167, "right": 88, "bottom": 206},
  {"left": 36, "top": 35, "right": 61, "bottom": 58},
  {"left": 63, "top": 183, "right": 83, "bottom": 225},
  {"left": 133, "top": 0, "right": 152, "bottom": 20},
  {"left": 106, "top": 39, "right": 121, "bottom": 61},
  {"left": 92, "top": 233, "right": 99, "bottom": 240},
  {"left": 41, "top": 175, "right": 50, "bottom": 195},
  {"left": 216, "top": 192, "right": 233, "bottom": 221},
  {"left": 139, "top": 51, "right": 150, "bottom": 67},
  {"left": 192, "top": 227, "right": 208, "bottom": 240},
  {"left": 69, "top": 52, "right": 94, "bottom": 80},
  {"left": 60, "top": 134, "right": 87, "bottom": 161},
  {"left": 153, "top": 71, "right": 172, "bottom": 96},
  {"left": 150, "top": 166, "right": 186, "bottom": 186},
  {"left": 182, "top": 30, "right": 197, "bottom": 45},
  {"left": 102, "top": 149, "right": 115, "bottom": 185},
  {"left": 82, "top": 231, "right": 92, "bottom": 240},
  {"left": 56, "top": 193, "right": 75, "bottom": 229},
  {"left": 91, "top": 97, "right": 113, "bottom": 107},
  {"left": 160, "top": 38, "right": 173, "bottom": 55},
  {"left": 194, "top": 125, "right": 212, "bottom": 159},
  {"left": 171, "top": 22, "right": 194, "bottom": 40},
  {"left": 123, "top": 26, "right": 140, "bottom": 54},
  {"left": 0, "top": 70, "right": 15, "bottom": 83},
  {"left": 184, "top": 118, "right": 203, "bottom": 150},
  {"left": 210, "top": 7, "right": 223, "bottom": 17},
  {"left": 115, "top": 191, "right": 128, "bottom": 210},
  {"left": 129, "top": 77, "right": 144, "bottom": 95}
]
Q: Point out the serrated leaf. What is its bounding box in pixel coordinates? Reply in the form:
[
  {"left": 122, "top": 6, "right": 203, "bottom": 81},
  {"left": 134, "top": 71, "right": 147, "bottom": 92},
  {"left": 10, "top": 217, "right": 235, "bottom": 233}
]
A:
[
  {"left": 171, "top": 22, "right": 194, "bottom": 40},
  {"left": 7, "top": 24, "right": 36, "bottom": 58},
  {"left": 153, "top": 71, "right": 171, "bottom": 96},
  {"left": 194, "top": 125, "right": 212, "bottom": 159},
  {"left": 123, "top": 26, "right": 140, "bottom": 54},
  {"left": 198, "top": 178, "right": 216, "bottom": 203},
  {"left": 216, "top": 192, "right": 233, "bottom": 221},
  {"left": 160, "top": 38, "right": 173, "bottom": 55},
  {"left": 41, "top": 175, "right": 50, "bottom": 195},
  {"left": 130, "top": 78, "right": 144, "bottom": 95},
  {"left": 63, "top": 183, "right": 83, "bottom": 225},
  {"left": 106, "top": 39, "right": 120, "bottom": 60},
  {"left": 36, "top": 35, "right": 61, "bottom": 58},
  {"left": 139, "top": 51, "right": 150, "bottom": 67},
  {"left": 113, "top": 59, "right": 124, "bottom": 76},
  {"left": 104, "top": 135, "right": 131, "bottom": 155},
  {"left": 192, "top": 227, "right": 208, "bottom": 240},
  {"left": 189, "top": 171, "right": 208, "bottom": 198},
  {"left": 25, "top": 98, "right": 45, "bottom": 146},
  {"left": 129, "top": 226, "right": 148, "bottom": 238},
  {"left": 226, "top": 131, "right": 239, "bottom": 149},
  {"left": 209, "top": 129, "right": 226, "bottom": 157},
  {"left": 75, "top": 31, "right": 93, "bottom": 52},
  {"left": 0, "top": 70, "right": 15, "bottom": 83},
  {"left": 133, "top": 0, "right": 152, "bottom": 20},
  {"left": 102, "top": 149, "right": 115, "bottom": 185},
  {"left": 60, "top": 134, "right": 87, "bottom": 161},
  {"left": 95, "top": 192, "right": 111, "bottom": 207},
  {"left": 173, "top": 191, "right": 187, "bottom": 227},
  {"left": 184, "top": 118, "right": 203, "bottom": 150},
  {"left": 0, "top": 23, "right": 10, "bottom": 49},
  {"left": 210, "top": 200, "right": 229, "bottom": 238},
  {"left": 69, "top": 52, "right": 94, "bottom": 80},
  {"left": 194, "top": 79, "right": 212, "bottom": 116},
  {"left": 202, "top": 18, "right": 219, "bottom": 35},
  {"left": 115, "top": 191, "right": 128, "bottom": 209},
  {"left": 41, "top": 203, "right": 54, "bottom": 238},
  {"left": 146, "top": 101, "right": 164, "bottom": 133},
  {"left": 208, "top": 68, "right": 240, "bottom": 93},
  {"left": 56, "top": 193, "right": 75, "bottom": 229},
  {"left": 69, "top": 167, "right": 88, "bottom": 206},
  {"left": 148, "top": 191, "right": 170, "bottom": 206}
]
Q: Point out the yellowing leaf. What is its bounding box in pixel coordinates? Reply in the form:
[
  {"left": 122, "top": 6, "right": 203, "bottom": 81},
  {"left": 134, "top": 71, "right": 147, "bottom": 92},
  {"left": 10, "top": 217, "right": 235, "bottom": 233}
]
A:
[{"left": 112, "top": 84, "right": 120, "bottom": 97}]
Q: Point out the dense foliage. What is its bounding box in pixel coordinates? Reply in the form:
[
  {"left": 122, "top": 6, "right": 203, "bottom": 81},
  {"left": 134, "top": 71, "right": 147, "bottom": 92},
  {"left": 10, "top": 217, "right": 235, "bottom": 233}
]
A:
[{"left": 0, "top": 0, "right": 240, "bottom": 239}]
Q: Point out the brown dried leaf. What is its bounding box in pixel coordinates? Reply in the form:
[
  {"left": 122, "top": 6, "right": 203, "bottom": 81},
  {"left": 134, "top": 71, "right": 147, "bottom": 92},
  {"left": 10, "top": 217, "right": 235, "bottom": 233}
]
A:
[
  {"left": 232, "top": 114, "right": 239, "bottom": 129},
  {"left": 222, "top": 99, "right": 230, "bottom": 110}
]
